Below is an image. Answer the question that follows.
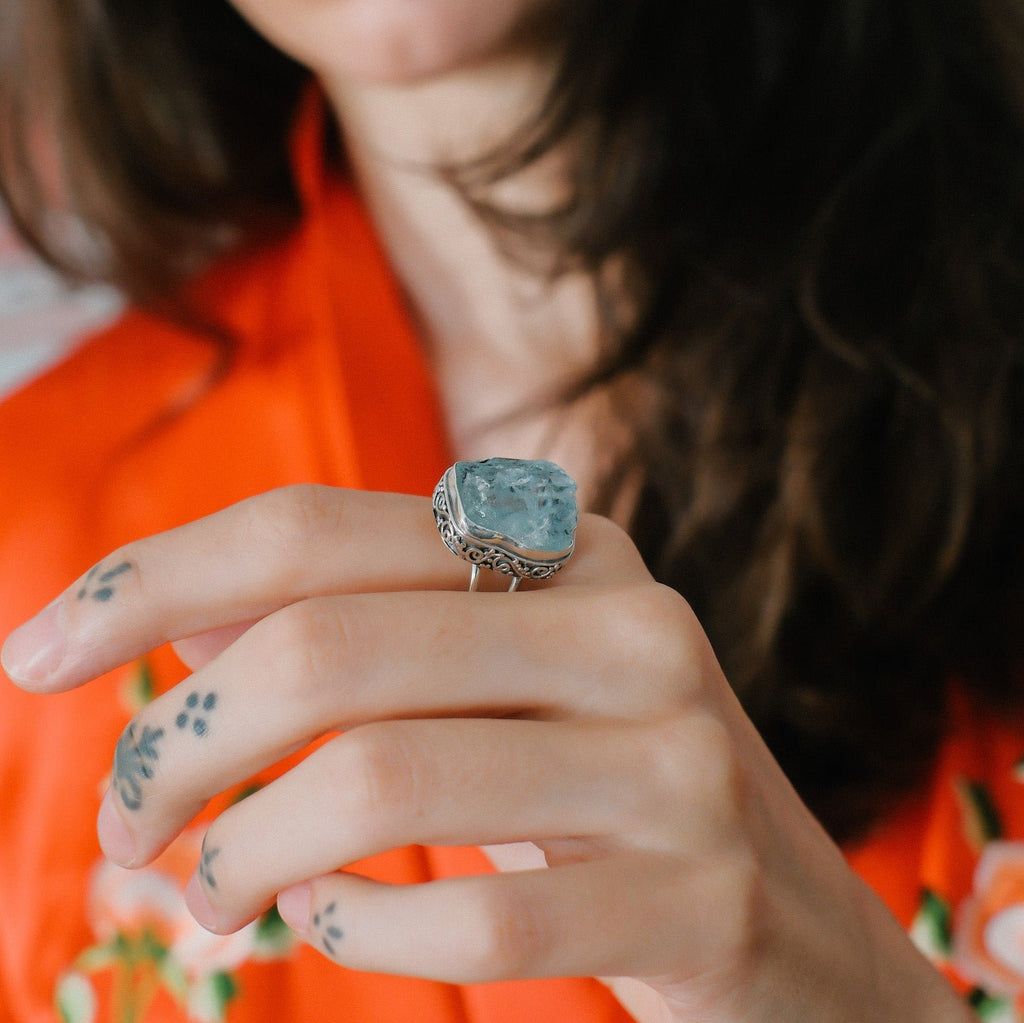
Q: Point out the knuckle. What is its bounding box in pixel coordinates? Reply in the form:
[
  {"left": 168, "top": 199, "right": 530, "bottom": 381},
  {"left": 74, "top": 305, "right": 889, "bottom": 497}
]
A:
[
  {"left": 335, "top": 724, "right": 428, "bottom": 825},
  {"left": 640, "top": 713, "right": 747, "bottom": 834},
  {"left": 629, "top": 583, "right": 705, "bottom": 667},
  {"left": 578, "top": 511, "right": 630, "bottom": 549},
  {"left": 255, "top": 599, "right": 348, "bottom": 704},
  {"left": 459, "top": 883, "right": 548, "bottom": 982},
  {"left": 589, "top": 582, "right": 709, "bottom": 710},
  {"left": 577, "top": 513, "right": 647, "bottom": 576},
  {"left": 247, "top": 484, "right": 342, "bottom": 565}
]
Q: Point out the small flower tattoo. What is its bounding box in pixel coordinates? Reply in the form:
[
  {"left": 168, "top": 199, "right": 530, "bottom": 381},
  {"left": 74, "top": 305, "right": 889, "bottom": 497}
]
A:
[
  {"left": 199, "top": 840, "right": 221, "bottom": 891},
  {"left": 113, "top": 722, "right": 165, "bottom": 811},
  {"left": 176, "top": 691, "right": 217, "bottom": 737},
  {"left": 313, "top": 901, "right": 343, "bottom": 956},
  {"left": 77, "top": 561, "right": 133, "bottom": 603}
]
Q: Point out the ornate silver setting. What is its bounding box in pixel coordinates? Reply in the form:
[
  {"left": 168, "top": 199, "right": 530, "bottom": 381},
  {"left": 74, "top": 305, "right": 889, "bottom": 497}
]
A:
[{"left": 432, "top": 464, "right": 576, "bottom": 592}]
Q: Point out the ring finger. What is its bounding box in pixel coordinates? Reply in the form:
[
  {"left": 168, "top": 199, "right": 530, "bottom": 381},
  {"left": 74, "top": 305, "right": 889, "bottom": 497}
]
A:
[
  {"left": 98, "top": 583, "right": 685, "bottom": 867},
  {"left": 181, "top": 715, "right": 658, "bottom": 933}
]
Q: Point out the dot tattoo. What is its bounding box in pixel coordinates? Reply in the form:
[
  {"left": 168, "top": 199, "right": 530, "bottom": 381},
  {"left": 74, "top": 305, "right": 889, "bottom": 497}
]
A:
[
  {"left": 313, "top": 901, "right": 343, "bottom": 956},
  {"left": 77, "top": 561, "right": 133, "bottom": 603},
  {"left": 113, "top": 722, "right": 165, "bottom": 812},
  {"left": 176, "top": 691, "right": 217, "bottom": 737},
  {"left": 199, "top": 839, "right": 220, "bottom": 891}
]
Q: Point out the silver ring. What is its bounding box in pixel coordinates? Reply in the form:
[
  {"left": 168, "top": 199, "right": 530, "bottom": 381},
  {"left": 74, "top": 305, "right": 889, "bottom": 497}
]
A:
[{"left": 432, "top": 458, "right": 578, "bottom": 592}]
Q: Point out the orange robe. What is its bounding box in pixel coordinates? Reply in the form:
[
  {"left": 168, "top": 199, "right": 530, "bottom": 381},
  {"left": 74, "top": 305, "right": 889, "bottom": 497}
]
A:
[{"left": 2, "top": 97, "right": 1024, "bottom": 1022}]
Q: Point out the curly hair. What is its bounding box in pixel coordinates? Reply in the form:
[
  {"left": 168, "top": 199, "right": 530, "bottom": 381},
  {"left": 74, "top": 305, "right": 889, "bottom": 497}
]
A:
[{"left": 4, "top": 0, "right": 1024, "bottom": 842}]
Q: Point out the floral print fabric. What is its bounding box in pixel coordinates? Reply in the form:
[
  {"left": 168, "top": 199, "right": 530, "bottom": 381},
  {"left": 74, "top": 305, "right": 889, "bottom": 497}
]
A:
[
  {"left": 915, "top": 827, "right": 1024, "bottom": 1018},
  {"left": 54, "top": 661, "right": 296, "bottom": 1023},
  {"left": 848, "top": 690, "right": 1024, "bottom": 1022},
  {"left": 56, "top": 656, "right": 1024, "bottom": 1022},
  {"left": 57, "top": 831, "right": 294, "bottom": 1023}
]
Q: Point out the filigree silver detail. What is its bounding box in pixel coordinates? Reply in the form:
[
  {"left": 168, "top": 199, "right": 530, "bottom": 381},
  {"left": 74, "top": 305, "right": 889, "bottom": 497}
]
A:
[{"left": 432, "top": 465, "right": 575, "bottom": 592}]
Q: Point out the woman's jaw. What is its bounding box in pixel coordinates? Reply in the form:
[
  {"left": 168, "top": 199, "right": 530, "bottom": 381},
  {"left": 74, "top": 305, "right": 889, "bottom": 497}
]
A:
[{"left": 224, "top": 0, "right": 562, "bottom": 87}]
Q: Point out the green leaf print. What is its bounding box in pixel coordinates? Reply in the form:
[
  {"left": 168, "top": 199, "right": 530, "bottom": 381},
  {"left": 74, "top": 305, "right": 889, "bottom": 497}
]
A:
[
  {"left": 121, "top": 658, "right": 155, "bottom": 712},
  {"left": 956, "top": 778, "right": 1004, "bottom": 850},
  {"left": 910, "top": 888, "right": 953, "bottom": 961},
  {"left": 188, "top": 972, "right": 240, "bottom": 1023},
  {"left": 969, "top": 987, "right": 1016, "bottom": 1022},
  {"left": 55, "top": 973, "right": 97, "bottom": 1023},
  {"left": 254, "top": 904, "right": 297, "bottom": 958},
  {"left": 211, "top": 972, "right": 239, "bottom": 1005}
]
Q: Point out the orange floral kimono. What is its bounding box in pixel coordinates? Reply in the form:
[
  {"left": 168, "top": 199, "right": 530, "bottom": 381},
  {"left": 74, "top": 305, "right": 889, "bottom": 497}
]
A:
[{"left": 2, "top": 98, "right": 1024, "bottom": 1023}]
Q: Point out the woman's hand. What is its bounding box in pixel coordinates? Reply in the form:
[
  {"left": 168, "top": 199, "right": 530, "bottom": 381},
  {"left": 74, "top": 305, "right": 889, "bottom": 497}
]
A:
[{"left": 1, "top": 485, "right": 974, "bottom": 1022}]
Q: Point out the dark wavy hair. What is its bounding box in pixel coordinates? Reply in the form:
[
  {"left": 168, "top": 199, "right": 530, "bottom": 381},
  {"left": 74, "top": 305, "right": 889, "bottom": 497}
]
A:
[{"left": 4, "top": 0, "right": 1024, "bottom": 843}]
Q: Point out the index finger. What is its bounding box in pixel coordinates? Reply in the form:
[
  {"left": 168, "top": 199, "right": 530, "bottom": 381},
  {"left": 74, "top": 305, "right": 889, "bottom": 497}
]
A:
[
  {"left": 1, "top": 486, "right": 458, "bottom": 693},
  {"left": 1, "top": 484, "right": 644, "bottom": 694}
]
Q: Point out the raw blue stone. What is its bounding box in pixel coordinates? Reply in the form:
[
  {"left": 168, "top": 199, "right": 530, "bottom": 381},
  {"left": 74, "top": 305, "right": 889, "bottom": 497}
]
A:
[{"left": 454, "top": 458, "right": 578, "bottom": 554}]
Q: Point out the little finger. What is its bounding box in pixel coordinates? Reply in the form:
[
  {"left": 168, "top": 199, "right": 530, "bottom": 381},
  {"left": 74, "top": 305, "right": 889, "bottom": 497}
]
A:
[{"left": 273, "top": 850, "right": 749, "bottom": 986}]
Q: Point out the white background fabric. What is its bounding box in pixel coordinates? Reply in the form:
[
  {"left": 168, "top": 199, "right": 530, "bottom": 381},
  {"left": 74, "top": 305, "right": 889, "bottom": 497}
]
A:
[{"left": 0, "top": 211, "right": 122, "bottom": 401}]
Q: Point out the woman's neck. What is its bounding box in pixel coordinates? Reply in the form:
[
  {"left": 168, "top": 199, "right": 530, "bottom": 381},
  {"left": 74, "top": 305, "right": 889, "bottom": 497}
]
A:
[{"left": 319, "top": 63, "right": 619, "bottom": 505}]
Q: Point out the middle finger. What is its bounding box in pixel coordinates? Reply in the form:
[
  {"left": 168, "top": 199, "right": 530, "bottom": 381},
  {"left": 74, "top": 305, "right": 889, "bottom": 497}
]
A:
[{"left": 99, "top": 582, "right": 678, "bottom": 866}]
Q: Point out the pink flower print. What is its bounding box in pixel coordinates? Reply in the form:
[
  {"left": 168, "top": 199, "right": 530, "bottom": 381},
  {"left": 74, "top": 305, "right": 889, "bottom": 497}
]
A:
[
  {"left": 81, "top": 828, "right": 261, "bottom": 1022},
  {"left": 87, "top": 857, "right": 182, "bottom": 950},
  {"left": 89, "top": 829, "right": 259, "bottom": 974},
  {"left": 954, "top": 841, "right": 1024, "bottom": 998}
]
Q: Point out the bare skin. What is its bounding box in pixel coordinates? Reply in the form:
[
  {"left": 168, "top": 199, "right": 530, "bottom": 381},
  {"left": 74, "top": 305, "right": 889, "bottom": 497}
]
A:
[{"left": 323, "top": 61, "right": 617, "bottom": 502}]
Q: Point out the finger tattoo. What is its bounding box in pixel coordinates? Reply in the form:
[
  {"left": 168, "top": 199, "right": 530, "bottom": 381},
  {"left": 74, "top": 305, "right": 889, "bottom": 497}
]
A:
[
  {"left": 313, "top": 901, "right": 344, "bottom": 956},
  {"left": 77, "top": 561, "right": 133, "bottom": 603},
  {"left": 199, "top": 838, "right": 221, "bottom": 891},
  {"left": 176, "top": 691, "right": 217, "bottom": 737},
  {"left": 113, "top": 722, "right": 165, "bottom": 811}
]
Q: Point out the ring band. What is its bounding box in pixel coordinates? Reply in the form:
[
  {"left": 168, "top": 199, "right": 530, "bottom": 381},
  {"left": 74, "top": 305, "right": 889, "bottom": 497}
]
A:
[{"left": 432, "top": 458, "right": 579, "bottom": 592}]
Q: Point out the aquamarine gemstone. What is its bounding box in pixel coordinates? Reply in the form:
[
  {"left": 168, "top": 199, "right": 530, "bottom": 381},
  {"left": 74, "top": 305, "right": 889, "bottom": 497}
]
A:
[{"left": 454, "top": 458, "right": 578, "bottom": 554}]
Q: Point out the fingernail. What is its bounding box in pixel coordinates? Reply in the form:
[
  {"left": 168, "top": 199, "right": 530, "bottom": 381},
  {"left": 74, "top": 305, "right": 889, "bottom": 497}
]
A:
[
  {"left": 185, "top": 873, "right": 219, "bottom": 931},
  {"left": 1, "top": 600, "right": 67, "bottom": 687},
  {"left": 97, "top": 790, "right": 137, "bottom": 866},
  {"left": 277, "top": 882, "right": 312, "bottom": 934}
]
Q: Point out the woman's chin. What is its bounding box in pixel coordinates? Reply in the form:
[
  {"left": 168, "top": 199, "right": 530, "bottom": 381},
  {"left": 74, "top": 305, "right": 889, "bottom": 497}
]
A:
[{"left": 224, "top": 0, "right": 556, "bottom": 86}]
